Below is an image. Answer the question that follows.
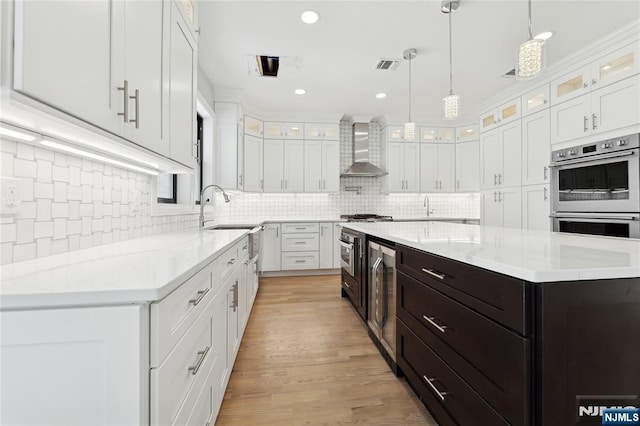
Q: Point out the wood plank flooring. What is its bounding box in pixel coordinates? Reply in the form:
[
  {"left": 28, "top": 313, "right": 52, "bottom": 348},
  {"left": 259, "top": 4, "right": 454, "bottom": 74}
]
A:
[{"left": 216, "top": 275, "right": 437, "bottom": 425}]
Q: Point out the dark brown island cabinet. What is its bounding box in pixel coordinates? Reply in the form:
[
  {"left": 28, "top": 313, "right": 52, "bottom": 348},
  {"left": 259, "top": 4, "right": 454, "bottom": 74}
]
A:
[{"left": 395, "top": 244, "right": 640, "bottom": 426}]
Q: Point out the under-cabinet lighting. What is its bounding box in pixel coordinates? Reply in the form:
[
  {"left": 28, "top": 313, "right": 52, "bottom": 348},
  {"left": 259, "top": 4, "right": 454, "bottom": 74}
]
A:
[
  {"left": 40, "top": 140, "right": 159, "bottom": 175},
  {"left": 0, "top": 122, "right": 39, "bottom": 142}
]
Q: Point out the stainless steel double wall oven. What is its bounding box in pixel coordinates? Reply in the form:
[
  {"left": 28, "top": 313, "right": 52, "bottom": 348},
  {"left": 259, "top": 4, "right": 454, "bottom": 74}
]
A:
[{"left": 551, "top": 133, "right": 640, "bottom": 238}]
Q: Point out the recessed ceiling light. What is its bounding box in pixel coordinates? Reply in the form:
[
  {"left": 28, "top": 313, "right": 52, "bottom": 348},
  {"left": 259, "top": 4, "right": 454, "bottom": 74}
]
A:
[
  {"left": 376, "top": 93, "right": 387, "bottom": 99},
  {"left": 295, "top": 89, "right": 306, "bottom": 95},
  {"left": 300, "top": 10, "right": 320, "bottom": 24},
  {"left": 534, "top": 31, "right": 554, "bottom": 41}
]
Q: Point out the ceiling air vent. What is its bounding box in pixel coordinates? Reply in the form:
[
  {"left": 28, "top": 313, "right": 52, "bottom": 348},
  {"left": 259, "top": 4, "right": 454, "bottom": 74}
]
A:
[
  {"left": 374, "top": 58, "right": 401, "bottom": 71},
  {"left": 502, "top": 68, "right": 516, "bottom": 78},
  {"left": 256, "top": 55, "right": 280, "bottom": 77}
]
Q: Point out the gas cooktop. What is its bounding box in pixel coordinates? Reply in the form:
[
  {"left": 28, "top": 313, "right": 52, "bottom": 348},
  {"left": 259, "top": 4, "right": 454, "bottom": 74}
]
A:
[{"left": 340, "top": 214, "right": 393, "bottom": 222}]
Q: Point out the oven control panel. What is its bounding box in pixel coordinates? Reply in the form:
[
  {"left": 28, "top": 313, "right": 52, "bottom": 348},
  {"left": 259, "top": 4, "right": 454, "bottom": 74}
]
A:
[{"left": 552, "top": 133, "right": 639, "bottom": 162}]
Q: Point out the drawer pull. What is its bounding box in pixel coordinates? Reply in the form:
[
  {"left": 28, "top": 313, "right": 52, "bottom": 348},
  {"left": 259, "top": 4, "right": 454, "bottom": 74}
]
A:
[
  {"left": 423, "top": 315, "right": 448, "bottom": 333},
  {"left": 295, "top": 227, "right": 306, "bottom": 230},
  {"left": 188, "top": 346, "right": 210, "bottom": 376},
  {"left": 294, "top": 241, "right": 306, "bottom": 244},
  {"left": 295, "top": 260, "right": 306, "bottom": 263},
  {"left": 227, "top": 258, "right": 236, "bottom": 265},
  {"left": 422, "top": 375, "right": 449, "bottom": 401},
  {"left": 188, "top": 288, "right": 210, "bottom": 306},
  {"left": 421, "top": 268, "right": 446, "bottom": 280},
  {"left": 343, "top": 281, "right": 350, "bottom": 288},
  {"left": 242, "top": 245, "right": 247, "bottom": 250}
]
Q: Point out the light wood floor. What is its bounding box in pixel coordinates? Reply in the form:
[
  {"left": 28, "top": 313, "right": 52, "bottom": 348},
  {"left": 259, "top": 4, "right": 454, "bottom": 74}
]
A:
[{"left": 216, "top": 275, "right": 437, "bottom": 425}]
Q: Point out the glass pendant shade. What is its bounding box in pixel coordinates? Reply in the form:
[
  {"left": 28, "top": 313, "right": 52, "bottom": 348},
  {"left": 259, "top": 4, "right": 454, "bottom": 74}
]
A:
[
  {"left": 517, "top": 38, "right": 544, "bottom": 79},
  {"left": 404, "top": 121, "right": 416, "bottom": 140},
  {"left": 442, "top": 93, "right": 460, "bottom": 120}
]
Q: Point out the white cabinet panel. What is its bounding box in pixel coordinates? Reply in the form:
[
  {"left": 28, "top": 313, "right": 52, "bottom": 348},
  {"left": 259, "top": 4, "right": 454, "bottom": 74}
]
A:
[
  {"left": 591, "top": 43, "right": 640, "bottom": 89},
  {"left": 480, "top": 98, "right": 520, "bottom": 133},
  {"left": 283, "top": 140, "right": 304, "bottom": 192},
  {"left": 386, "top": 125, "right": 409, "bottom": 141},
  {"left": 592, "top": 74, "right": 640, "bottom": 135},
  {"left": 455, "top": 140, "right": 479, "bottom": 192},
  {"left": 456, "top": 124, "right": 479, "bottom": 142},
  {"left": 522, "top": 85, "right": 550, "bottom": 117},
  {"left": 480, "top": 130, "right": 500, "bottom": 189},
  {"left": 403, "top": 143, "right": 421, "bottom": 192},
  {"left": 420, "top": 144, "right": 438, "bottom": 192},
  {"left": 439, "top": 144, "right": 456, "bottom": 192},
  {"left": 502, "top": 188, "right": 523, "bottom": 229},
  {"left": 263, "top": 139, "right": 285, "bottom": 192},
  {"left": 481, "top": 190, "right": 502, "bottom": 228},
  {"left": 522, "top": 110, "right": 551, "bottom": 186},
  {"left": 1, "top": 305, "right": 145, "bottom": 425},
  {"left": 260, "top": 224, "right": 281, "bottom": 272},
  {"left": 281, "top": 223, "right": 319, "bottom": 233},
  {"left": 217, "top": 123, "right": 239, "bottom": 190},
  {"left": 281, "top": 252, "right": 320, "bottom": 270},
  {"left": 243, "top": 135, "right": 263, "bottom": 192},
  {"left": 244, "top": 116, "right": 263, "bottom": 137},
  {"left": 323, "top": 140, "right": 340, "bottom": 192},
  {"left": 333, "top": 223, "right": 343, "bottom": 269},
  {"left": 385, "top": 143, "right": 405, "bottom": 192},
  {"left": 550, "top": 66, "right": 591, "bottom": 105},
  {"left": 281, "top": 233, "right": 320, "bottom": 252},
  {"left": 305, "top": 123, "right": 339, "bottom": 140},
  {"left": 522, "top": 184, "right": 551, "bottom": 232},
  {"left": 550, "top": 94, "right": 592, "bottom": 144},
  {"left": 304, "top": 140, "right": 323, "bottom": 191},
  {"left": 319, "top": 223, "right": 334, "bottom": 269},
  {"left": 304, "top": 140, "right": 339, "bottom": 193},
  {"left": 500, "top": 121, "right": 522, "bottom": 188},
  {"left": 264, "top": 122, "right": 303, "bottom": 139}
]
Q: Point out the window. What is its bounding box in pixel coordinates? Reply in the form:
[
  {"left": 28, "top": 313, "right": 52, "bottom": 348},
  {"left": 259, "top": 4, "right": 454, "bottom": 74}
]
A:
[
  {"left": 157, "top": 174, "right": 177, "bottom": 204},
  {"left": 195, "top": 113, "right": 204, "bottom": 204}
]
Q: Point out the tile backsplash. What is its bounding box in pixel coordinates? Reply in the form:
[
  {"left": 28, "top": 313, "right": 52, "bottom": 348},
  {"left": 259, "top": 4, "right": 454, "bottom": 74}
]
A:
[{"left": 0, "top": 118, "right": 478, "bottom": 265}]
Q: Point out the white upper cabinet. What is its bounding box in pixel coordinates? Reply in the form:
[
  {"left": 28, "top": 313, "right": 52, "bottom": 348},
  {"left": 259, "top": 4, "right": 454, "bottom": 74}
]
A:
[
  {"left": 304, "top": 140, "right": 340, "bottom": 193},
  {"left": 551, "top": 43, "right": 640, "bottom": 106},
  {"left": 283, "top": 140, "right": 305, "bottom": 192},
  {"left": 521, "top": 85, "right": 550, "bottom": 117},
  {"left": 386, "top": 125, "right": 416, "bottom": 141},
  {"left": 455, "top": 124, "right": 479, "bottom": 142},
  {"left": 264, "top": 122, "right": 303, "bottom": 139},
  {"left": 455, "top": 140, "right": 480, "bottom": 192},
  {"left": 304, "top": 123, "right": 340, "bottom": 141},
  {"left": 168, "top": 3, "right": 197, "bottom": 167},
  {"left": 243, "top": 135, "right": 263, "bottom": 192},
  {"left": 385, "top": 142, "right": 420, "bottom": 192},
  {"left": 479, "top": 98, "right": 521, "bottom": 133},
  {"left": 522, "top": 184, "right": 551, "bottom": 232},
  {"left": 262, "top": 139, "right": 285, "bottom": 192},
  {"left": 419, "top": 127, "right": 454, "bottom": 143},
  {"left": 420, "top": 144, "right": 455, "bottom": 192},
  {"left": 480, "top": 121, "right": 522, "bottom": 189},
  {"left": 244, "top": 116, "right": 263, "bottom": 137},
  {"left": 522, "top": 110, "right": 551, "bottom": 186},
  {"left": 263, "top": 139, "right": 304, "bottom": 192}
]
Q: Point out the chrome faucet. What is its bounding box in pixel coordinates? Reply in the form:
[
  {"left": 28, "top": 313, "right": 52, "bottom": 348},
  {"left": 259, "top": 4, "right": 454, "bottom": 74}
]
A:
[
  {"left": 200, "top": 184, "right": 230, "bottom": 228},
  {"left": 424, "top": 195, "right": 435, "bottom": 217}
]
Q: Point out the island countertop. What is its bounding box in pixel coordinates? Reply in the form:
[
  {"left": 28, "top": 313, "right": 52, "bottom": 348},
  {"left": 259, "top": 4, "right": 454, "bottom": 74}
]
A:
[
  {"left": 342, "top": 221, "right": 640, "bottom": 282},
  {"left": 0, "top": 229, "right": 248, "bottom": 310}
]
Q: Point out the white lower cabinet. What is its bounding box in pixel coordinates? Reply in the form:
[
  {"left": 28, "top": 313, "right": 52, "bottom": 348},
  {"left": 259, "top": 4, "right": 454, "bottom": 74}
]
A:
[
  {"left": 260, "top": 224, "right": 281, "bottom": 272},
  {"left": 522, "top": 184, "right": 551, "bottom": 232},
  {"left": 481, "top": 187, "right": 522, "bottom": 229},
  {"left": 281, "top": 252, "right": 320, "bottom": 270},
  {"left": 319, "top": 222, "right": 334, "bottom": 269},
  {"left": 333, "top": 223, "right": 343, "bottom": 269},
  {"left": 0, "top": 305, "right": 147, "bottom": 425}
]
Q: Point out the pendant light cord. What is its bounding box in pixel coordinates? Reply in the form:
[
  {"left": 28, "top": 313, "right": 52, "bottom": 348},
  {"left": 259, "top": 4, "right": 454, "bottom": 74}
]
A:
[
  {"left": 408, "top": 54, "right": 412, "bottom": 122},
  {"left": 448, "top": 6, "right": 453, "bottom": 96}
]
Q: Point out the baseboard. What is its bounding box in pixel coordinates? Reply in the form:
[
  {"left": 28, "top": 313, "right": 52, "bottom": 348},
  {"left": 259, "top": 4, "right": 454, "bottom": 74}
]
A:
[{"left": 260, "top": 269, "right": 341, "bottom": 278}]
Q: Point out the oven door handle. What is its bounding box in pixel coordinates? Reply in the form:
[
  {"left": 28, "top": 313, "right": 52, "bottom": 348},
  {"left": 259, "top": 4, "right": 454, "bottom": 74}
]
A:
[
  {"left": 551, "top": 213, "right": 639, "bottom": 221},
  {"left": 339, "top": 240, "right": 354, "bottom": 249},
  {"left": 550, "top": 150, "right": 635, "bottom": 167}
]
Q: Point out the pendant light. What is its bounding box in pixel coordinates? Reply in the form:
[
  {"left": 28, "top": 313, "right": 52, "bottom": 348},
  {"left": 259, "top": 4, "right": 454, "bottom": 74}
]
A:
[
  {"left": 517, "top": 0, "right": 544, "bottom": 79},
  {"left": 442, "top": 0, "right": 460, "bottom": 120},
  {"left": 403, "top": 48, "right": 417, "bottom": 140}
]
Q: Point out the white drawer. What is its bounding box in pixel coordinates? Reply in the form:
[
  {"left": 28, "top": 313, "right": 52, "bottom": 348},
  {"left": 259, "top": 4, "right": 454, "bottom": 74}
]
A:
[
  {"left": 281, "top": 252, "right": 320, "bottom": 270},
  {"left": 281, "top": 222, "right": 319, "bottom": 233},
  {"left": 213, "top": 243, "right": 240, "bottom": 285},
  {"left": 281, "top": 233, "right": 319, "bottom": 251},
  {"left": 150, "top": 262, "right": 213, "bottom": 366},
  {"left": 150, "top": 299, "right": 214, "bottom": 425},
  {"left": 238, "top": 237, "right": 249, "bottom": 260},
  {"left": 171, "top": 351, "right": 216, "bottom": 426}
]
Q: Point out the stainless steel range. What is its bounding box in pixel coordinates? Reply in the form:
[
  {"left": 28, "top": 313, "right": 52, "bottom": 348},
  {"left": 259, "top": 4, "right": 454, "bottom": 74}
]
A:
[{"left": 550, "top": 133, "right": 640, "bottom": 238}]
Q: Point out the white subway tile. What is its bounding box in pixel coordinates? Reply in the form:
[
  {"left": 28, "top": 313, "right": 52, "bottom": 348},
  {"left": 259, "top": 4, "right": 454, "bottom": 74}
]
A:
[
  {"left": 50, "top": 238, "right": 68, "bottom": 255},
  {"left": 1, "top": 242, "right": 13, "bottom": 265},
  {"left": 36, "top": 199, "right": 52, "bottom": 221},
  {"left": 92, "top": 188, "right": 104, "bottom": 202},
  {"left": 54, "top": 152, "right": 68, "bottom": 166},
  {"left": 67, "top": 219, "right": 82, "bottom": 235},
  {"left": 34, "top": 221, "right": 54, "bottom": 239},
  {"left": 16, "top": 143, "right": 34, "bottom": 160},
  {"left": 81, "top": 217, "right": 92, "bottom": 236},
  {"left": 53, "top": 218, "right": 67, "bottom": 239},
  {"left": 93, "top": 171, "right": 103, "bottom": 187},
  {"left": 69, "top": 166, "right": 81, "bottom": 185},
  {"left": 13, "top": 243, "right": 36, "bottom": 262},
  {"left": 18, "top": 178, "right": 34, "bottom": 202},
  {"left": 92, "top": 218, "right": 104, "bottom": 232},
  {"left": 93, "top": 201, "right": 103, "bottom": 219},
  {"left": 54, "top": 182, "right": 67, "bottom": 202},
  {"left": 37, "top": 160, "right": 52, "bottom": 183},
  {"left": 68, "top": 234, "right": 80, "bottom": 251},
  {"left": 51, "top": 202, "right": 69, "bottom": 218},
  {"left": 103, "top": 216, "right": 112, "bottom": 233},
  {"left": 91, "top": 162, "right": 104, "bottom": 172},
  {"left": 34, "top": 182, "right": 54, "bottom": 199},
  {"left": 67, "top": 185, "right": 82, "bottom": 201},
  {"left": 79, "top": 234, "right": 93, "bottom": 249},
  {"left": 1, "top": 223, "right": 17, "bottom": 243},
  {"left": 82, "top": 158, "right": 93, "bottom": 171},
  {"left": 0, "top": 139, "right": 17, "bottom": 155},
  {"left": 34, "top": 147, "right": 54, "bottom": 161},
  {"left": 16, "top": 219, "right": 34, "bottom": 244},
  {"left": 66, "top": 155, "right": 82, "bottom": 167},
  {"left": 102, "top": 232, "right": 113, "bottom": 244},
  {"left": 104, "top": 165, "right": 113, "bottom": 176},
  {"left": 36, "top": 237, "right": 51, "bottom": 258},
  {"left": 81, "top": 185, "right": 92, "bottom": 203},
  {"left": 80, "top": 170, "right": 93, "bottom": 185},
  {"left": 13, "top": 158, "right": 36, "bottom": 178},
  {"left": 79, "top": 203, "right": 93, "bottom": 217},
  {"left": 69, "top": 201, "right": 80, "bottom": 220},
  {"left": 19, "top": 201, "right": 36, "bottom": 219},
  {"left": 52, "top": 165, "right": 70, "bottom": 182},
  {"left": 92, "top": 232, "right": 103, "bottom": 246}
]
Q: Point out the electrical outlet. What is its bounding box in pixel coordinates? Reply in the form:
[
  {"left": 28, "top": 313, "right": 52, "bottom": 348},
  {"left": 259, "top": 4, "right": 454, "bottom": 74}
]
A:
[{"left": 0, "top": 177, "right": 21, "bottom": 215}]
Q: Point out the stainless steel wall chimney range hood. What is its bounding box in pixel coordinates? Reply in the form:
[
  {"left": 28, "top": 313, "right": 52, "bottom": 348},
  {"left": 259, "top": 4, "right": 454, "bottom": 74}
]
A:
[{"left": 340, "top": 123, "right": 388, "bottom": 177}]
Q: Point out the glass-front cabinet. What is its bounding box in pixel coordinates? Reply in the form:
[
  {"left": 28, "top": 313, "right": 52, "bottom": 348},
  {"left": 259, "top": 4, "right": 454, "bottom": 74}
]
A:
[
  {"left": 419, "top": 127, "right": 454, "bottom": 143},
  {"left": 522, "top": 85, "right": 550, "bottom": 116},
  {"left": 550, "top": 67, "right": 591, "bottom": 105},
  {"left": 455, "top": 124, "right": 479, "bottom": 142},
  {"left": 591, "top": 43, "right": 639, "bottom": 90},
  {"left": 479, "top": 98, "right": 520, "bottom": 133}
]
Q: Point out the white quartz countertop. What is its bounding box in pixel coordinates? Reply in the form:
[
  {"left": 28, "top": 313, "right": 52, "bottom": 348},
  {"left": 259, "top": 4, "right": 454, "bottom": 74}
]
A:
[
  {"left": 0, "top": 229, "right": 248, "bottom": 310},
  {"left": 342, "top": 222, "right": 640, "bottom": 282}
]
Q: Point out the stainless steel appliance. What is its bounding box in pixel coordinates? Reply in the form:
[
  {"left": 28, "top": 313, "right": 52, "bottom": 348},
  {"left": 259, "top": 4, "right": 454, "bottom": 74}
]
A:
[
  {"left": 551, "top": 134, "right": 640, "bottom": 238},
  {"left": 339, "top": 228, "right": 361, "bottom": 279},
  {"left": 551, "top": 134, "right": 639, "bottom": 213},
  {"left": 248, "top": 225, "right": 264, "bottom": 260},
  {"left": 368, "top": 240, "right": 396, "bottom": 366}
]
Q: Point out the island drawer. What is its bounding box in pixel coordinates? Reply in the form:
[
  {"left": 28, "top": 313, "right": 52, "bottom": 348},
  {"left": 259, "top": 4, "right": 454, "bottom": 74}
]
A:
[
  {"left": 150, "top": 261, "right": 214, "bottom": 366},
  {"left": 281, "top": 233, "right": 320, "bottom": 251},
  {"left": 397, "top": 245, "right": 528, "bottom": 335},
  {"left": 281, "top": 252, "right": 320, "bottom": 270},
  {"left": 281, "top": 223, "right": 319, "bottom": 233},
  {"left": 397, "top": 321, "right": 509, "bottom": 426},
  {"left": 398, "top": 271, "right": 530, "bottom": 425}
]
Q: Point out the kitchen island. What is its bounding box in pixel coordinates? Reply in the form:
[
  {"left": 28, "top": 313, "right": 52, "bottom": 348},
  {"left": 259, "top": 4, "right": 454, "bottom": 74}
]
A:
[{"left": 341, "top": 221, "right": 640, "bottom": 426}]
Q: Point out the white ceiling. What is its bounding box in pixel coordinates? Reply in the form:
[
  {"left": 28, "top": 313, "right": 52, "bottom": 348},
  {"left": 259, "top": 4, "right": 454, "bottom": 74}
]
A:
[{"left": 198, "top": 1, "right": 640, "bottom": 123}]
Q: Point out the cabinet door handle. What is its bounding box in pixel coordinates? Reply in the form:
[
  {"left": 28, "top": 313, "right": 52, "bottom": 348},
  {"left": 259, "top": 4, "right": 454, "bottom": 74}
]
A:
[
  {"left": 498, "top": 192, "right": 502, "bottom": 202},
  {"left": 281, "top": 180, "right": 283, "bottom": 190},
  {"left": 494, "top": 174, "right": 498, "bottom": 185},
  {"left": 544, "top": 187, "right": 548, "bottom": 201},
  {"left": 343, "top": 281, "right": 350, "bottom": 288},
  {"left": 276, "top": 227, "right": 279, "bottom": 237},
  {"left": 422, "top": 315, "right": 448, "bottom": 333},
  {"left": 583, "top": 82, "right": 588, "bottom": 88},
  {"left": 494, "top": 191, "right": 497, "bottom": 202},
  {"left": 584, "top": 116, "right": 589, "bottom": 132},
  {"left": 456, "top": 180, "right": 460, "bottom": 190},
  {"left": 117, "top": 80, "right": 129, "bottom": 122},
  {"left": 227, "top": 258, "right": 236, "bottom": 265},
  {"left": 592, "top": 113, "right": 598, "bottom": 130},
  {"left": 261, "top": 179, "right": 264, "bottom": 190},
  {"left": 188, "top": 288, "right": 210, "bottom": 306},
  {"left": 188, "top": 347, "right": 210, "bottom": 375},
  {"left": 319, "top": 180, "right": 321, "bottom": 190},
  {"left": 592, "top": 78, "right": 597, "bottom": 86},
  {"left": 423, "top": 375, "right": 449, "bottom": 401},
  {"left": 498, "top": 174, "right": 502, "bottom": 185},
  {"left": 543, "top": 166, "right": 548, "bottom": 180},
  {"left": 421, "top": 268, "right": 446, "bottom": 280},
  {"left": 129, "top": 89, "right": 139, "bottom": 128},
  {"left": 239, "top": 174, "right": 243, "bottom": 186}
]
